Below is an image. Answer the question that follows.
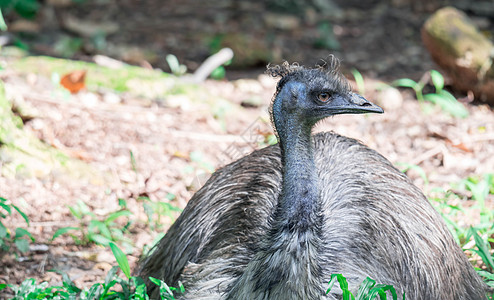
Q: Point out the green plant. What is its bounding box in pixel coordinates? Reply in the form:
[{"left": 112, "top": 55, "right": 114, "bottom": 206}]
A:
[
  {"left": 210, "top": 59, "right": 231, "bottom": 80},
  {"left": 392, "top": 70, "right": 468, "bottom": 118},
  {"left": 351, "top": 68, "right": 365, "bottom": 96},
  {"left": 396, "top": 162, "right": 429, "bottom": 186},
  {"left": 471, "top": 229, "right": 494, "bottom": 271},
  {"left": 1, "top": 242, "right": 183, "bottom": 299},
  {"left": 1, "top": 277, "right": 69, "bottom": 299},
  {"left": 469, "top": 229, "right": 494, "bottom": 289},
  {"left": 141, "top": 194, "right": 182, "bottom": 231},
  {"left": 326, "top": 274, "right": 404, "bottom": 300},
  {"left": 461, "top": 174, "right": 494, "bottom": 230},
  {"left": 52, "top": 199, "right": 133, "bottom": 250},
  {"left": 148, "top": 277, "right": 184, "bottom": 300},
  {"left": 428, "top": 188, "right": 466, "bottom": 244},
  {"left": 438, "top": 173, "right": 494, "bottom": 238},
  {"left": 426, "top": 173, "right": 494, "bottom": 291},
  {"left": 166, "top": 54, "right": 187, "bottom": 76},
  {"left": 392, "top": 77, "right": 424, "bottom": 102},
  {"left": 313, "top": 22, "right": 340, "bottom": 50},
  {"left": 130, "top": 150, "right": 139, "bottom": 174},
  {"left": 430, "top": 173, "right": 494, "bottom": 240},
  {"left": 182, "top": 150, "right": 216, "bottom": 179},
  {"left": 208, "top": 34, "right": 224, "bottom": 54},
  {"left": 53, "top": 36, "right": 83, "bottom": 58},
  {"left": 0, "top": 197, "right": 34, "bottom": 254},
  {"left": 0, "top": 0, "right": 40, "bottom": 19},
  {"left": 0, "top": 8, "right": 7, "bottom": 31},
  {"left": 107, "top": 242, "right": 183, "bottom": 299},
  {"left": 211, "top": 99, "right": 233, "bottom": 132},
  {"left": 257, "top": 133, "right": 278, "bottom": 147}
]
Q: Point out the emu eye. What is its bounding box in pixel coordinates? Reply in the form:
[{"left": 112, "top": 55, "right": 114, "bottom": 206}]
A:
[{"left": 317, "top": 92, "right": 331, "bottom": 102}]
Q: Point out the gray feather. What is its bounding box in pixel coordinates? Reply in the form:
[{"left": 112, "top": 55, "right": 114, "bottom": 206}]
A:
[{"left": 138, "top": 61, "right": 489, "bottom": 300}]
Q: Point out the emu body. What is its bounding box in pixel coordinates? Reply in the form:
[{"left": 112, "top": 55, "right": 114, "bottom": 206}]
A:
[{"left": 138, "top": 61, "right": 488, "bottom": 299}]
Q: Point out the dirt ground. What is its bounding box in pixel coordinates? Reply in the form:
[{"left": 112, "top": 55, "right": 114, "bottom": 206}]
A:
[{"left": 1, "top": 0, "right": 494, "bottom": 296}]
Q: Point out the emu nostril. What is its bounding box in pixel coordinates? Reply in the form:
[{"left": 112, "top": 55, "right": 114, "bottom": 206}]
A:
[{"left": 361, "top": 102, "right": 372, "bottom": 107}]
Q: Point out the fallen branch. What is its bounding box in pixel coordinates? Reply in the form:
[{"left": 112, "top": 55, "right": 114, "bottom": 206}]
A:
[{"left": 185, "top": 48, "right": 234, "bottom": 83}]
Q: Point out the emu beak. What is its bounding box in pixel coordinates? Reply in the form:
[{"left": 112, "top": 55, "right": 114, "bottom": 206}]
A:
[{"left": 328, "top": 92, "right": 384, "bottom": 115}]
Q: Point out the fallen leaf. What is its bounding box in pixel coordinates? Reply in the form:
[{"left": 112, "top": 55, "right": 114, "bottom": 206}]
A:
[
  {"left": 450, "top": 142, "right": 473, "bottom": 152},
  {"left": 60, "top": 70, "right": 86, "bottom": 93},
  {"left": 173, "top": 151, "right": 188, "bottom": 159}
]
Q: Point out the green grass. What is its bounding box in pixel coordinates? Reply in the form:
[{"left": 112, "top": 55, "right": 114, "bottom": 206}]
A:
[
  {"left": 51, "top": 199, "right": 133, "bottom": 251},
  {"left": 0, "top": 197, "right": 33, "bottom": 255},
  {"left": 393, "top": 70, "right": 469, "bottom": 118},
  {"left": 141, "top": 194, "right": 182, "bottom": 232},
  {"left": 426, "top": 173, "right": 494, "bottom": 289},
  {"left": 0, "top": 242, "right": 182, "bottom": 300},
  {"left": 351, "top": 68, "right": 366, "bottom": 96},
  {"left": 0, "top": 8, "right": 8, "bottom": 31},
  {"left": 0, "top": 191, "right": 184, "bottom": 299},
  {"left": 327, "top": 274, "right": 404, "bottom": 300},
  {"left": 166, "top": 54, "right": 187, "bottom": 76}
]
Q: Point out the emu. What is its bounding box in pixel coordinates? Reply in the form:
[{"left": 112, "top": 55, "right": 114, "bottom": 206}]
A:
[{"left": 138, "top": 59, "right": 489, "bottom": 299}]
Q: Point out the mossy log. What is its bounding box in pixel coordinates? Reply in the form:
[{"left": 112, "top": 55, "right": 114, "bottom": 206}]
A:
[
  {"left": 1, "top": 54, "right": 228, "bottom": 182},
  {"left": 11, "top": 55, "right": 205, "bottom": 102},
  {"left": 421, "top": 6, "right": 494, "bottom": 105}
]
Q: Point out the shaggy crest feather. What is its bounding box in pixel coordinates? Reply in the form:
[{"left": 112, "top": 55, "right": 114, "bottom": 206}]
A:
[
  {"left": 266, "top": 56, "right": 350, "bottom": 99},
  {"left": 267, "top": 56, "right": 350, "bottom": 139}
]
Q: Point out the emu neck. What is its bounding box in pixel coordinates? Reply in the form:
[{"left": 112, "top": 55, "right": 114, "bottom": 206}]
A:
[
  {"left": 226, "top": 121, "right": 324, "bottom": 299},
  {"left": 226, "top": 118, "right": 325, "bottom": 299},
  {"left": 277, "top": 120, "right": 319, "bottom": 232}
]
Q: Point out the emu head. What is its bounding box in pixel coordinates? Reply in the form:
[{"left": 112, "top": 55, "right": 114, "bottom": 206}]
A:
[{"left": 268, "top": 58, "right": 383, "bottom": 140}]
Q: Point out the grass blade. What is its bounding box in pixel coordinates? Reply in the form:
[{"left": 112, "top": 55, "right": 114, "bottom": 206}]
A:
[
  {"left": 12, "top": 205, "right": 29, "bottom": 225},
  {"left": 472, "top": 230, "right": 494, "bottom": 270},
  {"left": 52, "top": 227, "right": 79, "bottom": 240},
  {"left": 392, "top": 78, "right": 418, "bottom": 89},
  {"left": 105, "top": 210, "right": 132, "bottom": 223},
  {"left": 355, "top": 277, "right": 376, "bottom": 299},
  {"left": 109, "top": 242, "right": 131, "bottom": 279},
  {"left": 0, "top": 8, "right": 7, "bottom": 31},
  {"left": 327, "top": 274, "right": 355, "bottom": 300},
  {"left": 351, "top": 68, "right": 365, "bottom": 95},
  {"left": 430, "top": 70, "right": 444, "bottom": 92}
]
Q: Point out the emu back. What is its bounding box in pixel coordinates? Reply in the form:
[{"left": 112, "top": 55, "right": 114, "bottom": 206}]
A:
[{"left": 138, "top": 132, "right": 487, "bottom": 299}]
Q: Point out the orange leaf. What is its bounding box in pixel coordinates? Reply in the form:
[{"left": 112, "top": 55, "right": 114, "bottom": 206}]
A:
[
  {"left": 451, "top": 142, "right": 472, "bottom": 152},
  {"left": 60, "top": 70, "right": 87, "bottom": 93}
]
